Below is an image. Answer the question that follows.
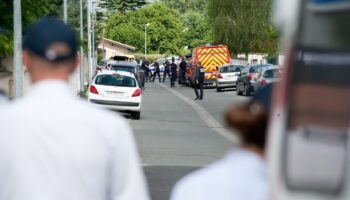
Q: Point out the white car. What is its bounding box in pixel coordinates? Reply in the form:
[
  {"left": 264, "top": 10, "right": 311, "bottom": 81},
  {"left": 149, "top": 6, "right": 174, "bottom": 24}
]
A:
[
  {"left": 216, "top": 64, "right": 244, "bottom": 92},
  {"left": 88, "top": 71, "right": 142, "bottom": 119}
]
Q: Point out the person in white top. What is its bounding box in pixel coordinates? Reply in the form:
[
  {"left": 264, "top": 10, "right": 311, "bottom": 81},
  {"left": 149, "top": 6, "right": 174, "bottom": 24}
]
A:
[
  {"left": 171, "top": 84, "right": 274, "bottom": 200},
  {"left": 0, "top": 18, "right": 149, "bottom": 200}
]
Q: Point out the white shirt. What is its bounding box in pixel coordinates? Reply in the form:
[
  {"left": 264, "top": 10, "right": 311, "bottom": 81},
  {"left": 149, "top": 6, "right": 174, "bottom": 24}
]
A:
[
  {"left": 0, "top": 80, "right": 149, "bottom": 200},
  {"left": 171, "top": 149, "right": 267, "bottom": 200}
]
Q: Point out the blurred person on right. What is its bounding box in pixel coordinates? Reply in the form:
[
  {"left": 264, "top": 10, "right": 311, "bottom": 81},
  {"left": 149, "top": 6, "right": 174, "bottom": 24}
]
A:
[{"left": 171, "top": 84, "right": 274, "bottom": 200}]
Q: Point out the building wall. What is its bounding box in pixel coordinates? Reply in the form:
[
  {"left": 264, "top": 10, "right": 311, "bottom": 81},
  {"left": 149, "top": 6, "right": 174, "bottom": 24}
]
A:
[
  {"left": 247, "top": 53, "right": 268, "bottom": 64},
  {"left": 98, "top": 42, "right": 134, "bottom": 59}
]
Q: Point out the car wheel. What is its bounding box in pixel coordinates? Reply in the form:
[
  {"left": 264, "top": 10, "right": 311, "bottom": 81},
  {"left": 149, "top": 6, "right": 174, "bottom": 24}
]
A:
[
  {"left": 132, "top": 112, "right": 141, "bottom": 120},
  {"left": 216, "top": 87, "right": 221, "bottom": 92},
  {"left": 244, "top": 84, "right": 250, "bottom": 96},
  {"left": 236, "top": 84, "right": 242, "bottom": 95}
]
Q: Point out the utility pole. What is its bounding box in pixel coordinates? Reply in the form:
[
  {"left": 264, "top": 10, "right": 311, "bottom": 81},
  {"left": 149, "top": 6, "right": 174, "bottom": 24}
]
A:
[
  {"left": 144, "top": 23, "right": 150, "bottom": 60},
  {"left": 102, "top": 29, "right": 105, "bottom": 59},
  {"left": 87, "top": 0, "right": 92, "bottom": 83},
  {"left": 79, "top": 0, "right": 84, "bottom": 93},
  {"left": 92, "top": 2, "right": 96, "bottom": 65},
  {"left": 13, "top": 0, "right": 23, "bottom": 98},
  {"left": 63, "top": 0, "right": 68, "bottom": 23}
]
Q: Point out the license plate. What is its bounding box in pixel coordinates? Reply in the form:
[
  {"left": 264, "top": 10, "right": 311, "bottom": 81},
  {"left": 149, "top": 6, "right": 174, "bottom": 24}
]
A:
[{"left": 107, "top": 91, "right": 125, "bottom": 97}]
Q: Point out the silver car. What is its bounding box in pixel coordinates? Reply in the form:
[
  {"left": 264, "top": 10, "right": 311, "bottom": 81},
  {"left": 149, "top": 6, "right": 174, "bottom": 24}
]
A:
[
  {"left": 253, "top": 65, "right": 281, "bottom": 91},
  {"left": 216, "top": 64, "right": 244, "bottom": 92}
]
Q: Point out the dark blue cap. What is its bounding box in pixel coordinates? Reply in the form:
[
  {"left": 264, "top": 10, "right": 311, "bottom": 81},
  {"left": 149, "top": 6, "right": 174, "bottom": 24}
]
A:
[{"left": 23, "top": 17, "right": 77, "bottom": 62}]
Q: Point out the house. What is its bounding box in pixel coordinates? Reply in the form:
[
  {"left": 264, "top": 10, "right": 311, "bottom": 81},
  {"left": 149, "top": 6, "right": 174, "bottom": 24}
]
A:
[
  {"left": 247, "top": 53, "right": 268, "bottom": 64},
  {"left": 97, "top": 38, "right": 136, "bottom": 59}
]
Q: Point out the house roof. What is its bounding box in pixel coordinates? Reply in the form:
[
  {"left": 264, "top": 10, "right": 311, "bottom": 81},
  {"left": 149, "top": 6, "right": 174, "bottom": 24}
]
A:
[{"left": 99, "top": 38, "right": 136, "bottom": 51}]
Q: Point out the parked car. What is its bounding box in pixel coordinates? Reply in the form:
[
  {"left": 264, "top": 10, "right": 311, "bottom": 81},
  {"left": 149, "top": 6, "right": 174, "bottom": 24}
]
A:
[
  {"left": 253, "top": 65, "right": 281, "bottom": 91},
  {"left": 109, "top": 62, "right": 144, "bottom": 89},
  {"left": 236, "top": 64, "right": 273, "bottom": 96},
  {"left": 88, "top": 71, "right": 142, "bottom": 119},
  {"left": 215, "top": 64, "right": 244, "bottom": 92}
]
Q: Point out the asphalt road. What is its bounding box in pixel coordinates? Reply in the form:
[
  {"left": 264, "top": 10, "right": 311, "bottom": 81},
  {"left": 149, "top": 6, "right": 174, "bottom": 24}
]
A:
[{"left": 129, "top": 80, "right": 249, "bottom": 200}]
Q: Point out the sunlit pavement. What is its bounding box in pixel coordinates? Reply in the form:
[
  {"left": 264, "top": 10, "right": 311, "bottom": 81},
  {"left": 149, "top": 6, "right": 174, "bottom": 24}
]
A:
[{"left": 129, "top": 80, "right": 249, "bottom": 200}]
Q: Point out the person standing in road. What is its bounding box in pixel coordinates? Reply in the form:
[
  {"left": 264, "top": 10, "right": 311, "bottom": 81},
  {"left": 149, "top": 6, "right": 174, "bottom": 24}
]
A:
[
  {"left": 152, "top": 61, "right": 161, "bottom": 82},
  {"left": 178, "top": 57, "right": 187, "bottom": 86},
  {"left": 0, "top": 18, "right": 149, "bottom": 200},
  {"left": 170, "top": 58, "right": 177, "bottom": 87},
  {"left": 171, "top": 84, "right": 273, "bottom": 200},
  {"left": 194, "top": 62, "right": 205, "bottom": 100},
  {"left": 163, "top": 60, "right": 171, "bottom": 82}
]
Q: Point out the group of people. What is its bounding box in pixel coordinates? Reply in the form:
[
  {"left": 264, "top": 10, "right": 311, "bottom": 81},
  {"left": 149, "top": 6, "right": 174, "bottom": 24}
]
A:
[
  {"left": 140, "top": 57, "right": 188, "bottom": 88},
  {"left": 0, "top": 18, "right": 272, "bottom": 200}
]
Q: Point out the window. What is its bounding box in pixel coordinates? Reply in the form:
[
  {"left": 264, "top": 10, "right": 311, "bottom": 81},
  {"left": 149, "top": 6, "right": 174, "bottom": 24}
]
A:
[
  {"left": 95, "top": 75, "right": 136, "bottom": 87},
  {"left": 220, "top": 65, "right": 244, "bottom": 73},
  {"left": 263, "top": 69, "right": 280, "bottom": 78},
  {"left": 111, "top": 65, "right": 135, "bottom": 74}
]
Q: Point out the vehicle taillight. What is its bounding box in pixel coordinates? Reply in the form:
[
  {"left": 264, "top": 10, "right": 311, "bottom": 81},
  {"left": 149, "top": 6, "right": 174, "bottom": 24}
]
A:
[
  {"left": 217, "top": 74, "right": 223, "bottom": 79},
  {"left": 132, "top": 88, "right": 141, "bottom": 97},
  {"left": 89, "top": 85, "right": 99, "bottom": 94},
  {"left": 261, "top": 79, "right": 267, "bottom": 86},
  {"left": 247, "top": 74, "right": 254, "bottom": 81}
]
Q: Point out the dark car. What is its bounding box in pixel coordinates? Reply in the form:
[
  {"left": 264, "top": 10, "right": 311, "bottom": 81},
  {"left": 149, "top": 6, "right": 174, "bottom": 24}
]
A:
[
  {"left": 110, "top": 62, "right": 144, "bottom": 88},
  {"left": 236, "top": 64, "right": 272, "bottom": 96}
]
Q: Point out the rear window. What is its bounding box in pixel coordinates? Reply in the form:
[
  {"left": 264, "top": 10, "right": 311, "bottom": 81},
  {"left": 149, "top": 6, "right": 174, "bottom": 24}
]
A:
[
  {"left": 111, "top": 65, "right": 135, "bottom": 73},
  {"left": 220, "top": 65, "right": 244, "bottom": 73},
  {"left": 95, "top": 74, "right": 136, "bottom": 87},
  {"left": 263, "top": 69, "right": 280, "bottom": 78},
  {"left": 249, "top": 64, "right": 271, "bottom": 73}
]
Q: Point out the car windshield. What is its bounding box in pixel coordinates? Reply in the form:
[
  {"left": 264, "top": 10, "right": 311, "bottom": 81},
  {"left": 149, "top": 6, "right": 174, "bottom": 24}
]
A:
[
  {"left": 249, "top": 64, "right": 271, "bottom": 73},
  {"left": 95, "top": 74, "right": 136, "bottom": 87},
  {"left": 263, "top": 69, "right": 280, "bottom": 78},
  {"left": 220, "top": 65, "right": 244, "bottom": 73},
  {"left": 111, "top": 65, "right": 135, "bottom": 73}
]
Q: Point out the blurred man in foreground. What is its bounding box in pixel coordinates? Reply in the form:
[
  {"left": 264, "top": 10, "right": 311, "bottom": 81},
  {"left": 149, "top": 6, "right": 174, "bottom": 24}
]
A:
[
  {"left": 171, "top": 85, "right": 273, "bottom": 200},
  {"left": 0, "top": 18, "right": 149, "bottom": 200}
]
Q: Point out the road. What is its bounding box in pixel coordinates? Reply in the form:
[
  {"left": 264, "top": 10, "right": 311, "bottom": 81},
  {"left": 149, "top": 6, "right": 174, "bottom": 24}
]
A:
[{"left": 129, "top": 80, "right": 249, "bottom": 200}]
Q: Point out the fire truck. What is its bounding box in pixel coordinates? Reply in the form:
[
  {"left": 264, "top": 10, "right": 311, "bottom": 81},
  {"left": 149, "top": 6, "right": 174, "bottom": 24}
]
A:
[{"left": 187, "top": 45, "right": 230, "bottom": 87}]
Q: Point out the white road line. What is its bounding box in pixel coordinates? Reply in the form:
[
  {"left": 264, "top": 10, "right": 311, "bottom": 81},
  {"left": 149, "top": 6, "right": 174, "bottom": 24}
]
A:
[{"left": 157, "top": 83, "right": 239, "bottom": 144}]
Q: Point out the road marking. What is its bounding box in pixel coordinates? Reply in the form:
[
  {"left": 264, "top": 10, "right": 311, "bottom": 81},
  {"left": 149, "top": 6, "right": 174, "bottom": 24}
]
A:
[{"left": 157, "top": 83, "right": 239, "bottom": 144}]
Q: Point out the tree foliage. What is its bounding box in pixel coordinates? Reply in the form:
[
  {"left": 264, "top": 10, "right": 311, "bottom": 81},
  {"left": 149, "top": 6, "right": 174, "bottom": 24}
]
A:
[
  {"left": 105, "top": 3, "right": 185, "bottom": 54},
  {"left": 207, "top": 0, "right": 278, "bottom": 55},
  {"left": 0, "top": 0, "right": 62, "bottom": 58},
  {"left": 161, "top": 0, "right": 212, "bottom": 50},
  {"left": 99, "top": 0, "right": 147, "bottom": 13}
]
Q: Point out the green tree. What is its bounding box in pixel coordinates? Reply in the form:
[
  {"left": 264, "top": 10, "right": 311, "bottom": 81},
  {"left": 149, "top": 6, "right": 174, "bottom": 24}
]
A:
[
  {"left": 99, "top": 0, "right": 147, "bottom": 13},
  {"left": 160, "top": 0, "right": 212, "bottom": 51},
  {"left": 105, "top": 3, "right": 184, "bottom": 54},
  {"left": 207, "top": 0, "right": 278, "bottom": 55},
  {"left": 0, "top": 0, "right": 62, "bottom": 58}
]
